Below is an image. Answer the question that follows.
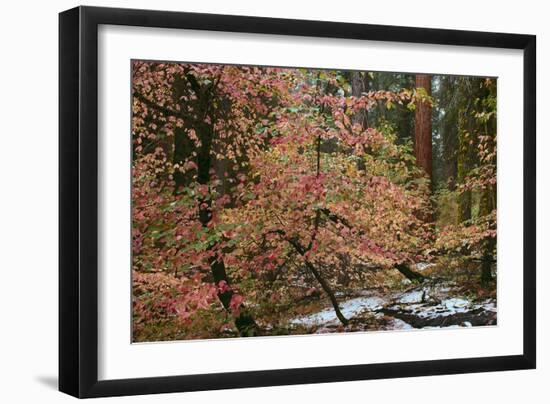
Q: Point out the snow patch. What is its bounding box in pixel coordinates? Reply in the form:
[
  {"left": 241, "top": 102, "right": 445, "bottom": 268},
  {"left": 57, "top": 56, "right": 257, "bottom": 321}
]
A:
[
  {"left": 290, "top": 295, "right": 387, "bottom": 326},
  {"left": 401, "top": 297, "right": 495, "bottom": 320},
  {"left": 397, "top": 289, "right": 424, "bottom": 304},
  {"left": 443, "top": 298, "right": 470, "bottom": 310},
  {"left": 415, "top": 262, "right": 436, "bottom": 271}
]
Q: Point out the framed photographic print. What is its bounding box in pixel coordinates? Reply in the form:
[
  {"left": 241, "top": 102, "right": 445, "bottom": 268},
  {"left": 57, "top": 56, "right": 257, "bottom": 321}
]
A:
[{"left": 59, "top": 6, "right": 536, "bottom": 398}]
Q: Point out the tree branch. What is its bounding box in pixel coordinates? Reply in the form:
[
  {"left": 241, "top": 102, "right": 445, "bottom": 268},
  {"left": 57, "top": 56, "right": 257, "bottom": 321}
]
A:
[
  {"left": 318, "top": 206, "right": 428, "bottom": 281},
  {"left": 133, "top": 91, "right": 190, "bottom": 121}
]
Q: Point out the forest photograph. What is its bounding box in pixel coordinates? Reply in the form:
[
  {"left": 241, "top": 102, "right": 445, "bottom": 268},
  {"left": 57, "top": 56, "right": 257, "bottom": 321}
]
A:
[{"left": 131, "top": 60, "right": 497, "bottom": 342}]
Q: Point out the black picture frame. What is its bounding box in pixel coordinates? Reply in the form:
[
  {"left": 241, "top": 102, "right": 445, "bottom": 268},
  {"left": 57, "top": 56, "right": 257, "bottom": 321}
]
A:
[{"left": 59, "top": 5, "right": 536, "bottom": 398}]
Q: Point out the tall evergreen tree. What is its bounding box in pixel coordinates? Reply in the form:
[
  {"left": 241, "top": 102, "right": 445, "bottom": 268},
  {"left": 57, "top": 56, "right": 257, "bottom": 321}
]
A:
[{"left": 414, "top": 74, "right": 433, "bottom": 182}]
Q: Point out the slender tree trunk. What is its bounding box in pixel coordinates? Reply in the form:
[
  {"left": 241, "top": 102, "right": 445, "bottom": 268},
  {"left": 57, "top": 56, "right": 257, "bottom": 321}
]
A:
[
  {"left": 350, "top": 71, "right": 370, "bottom": 170},
  {"left": 414, "top": 75, "right": 433, "bottom": 181},
  {"left": 457, "top": 109, "right": 472, "bottom": 223},
  {"left": 288, "top": 238, "right": 349, "bottom": 326},
  {"left": 305, "top": 125, "right": 348, "bottom": 326},
  {"left": 351, "top": 71, "right": 369, "bottom": 128},
  {"left": 478, "top": 87, "right": 497, "bottom": 286},
  {"left": 304, "top": 260, "right": 349, "bottom": 326},
  {"left": 196, "top": 124, "right": 260, "bottom": 337},
  {"left": 440, "top": 77, "right": 459, "bottom": 191},
  {"left": 479, "top": 188, "right": 495, "bottom": 286},
  {"left": 443, "top": 126, "right": 459, "bottom": 191},
  {"left": 413, "top": 75, "right": 435, "bottom": 228},
  {"left": 173, "top": 127, "right": 194, "bottom": 193}
]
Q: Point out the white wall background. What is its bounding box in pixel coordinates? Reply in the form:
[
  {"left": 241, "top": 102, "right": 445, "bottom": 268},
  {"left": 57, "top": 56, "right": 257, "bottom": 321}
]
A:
[{"left": 0, "top": 0, "right": 546, "bottom": 402}]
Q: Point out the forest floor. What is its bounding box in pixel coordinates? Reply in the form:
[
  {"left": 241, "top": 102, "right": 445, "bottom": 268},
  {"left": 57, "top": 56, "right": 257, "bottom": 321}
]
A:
[
  {"left": 133, "top": 262, "right": 498, "bottom": 341},
  {"left": 280, "top": 264, "right": 497, "bottom": 335}
]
